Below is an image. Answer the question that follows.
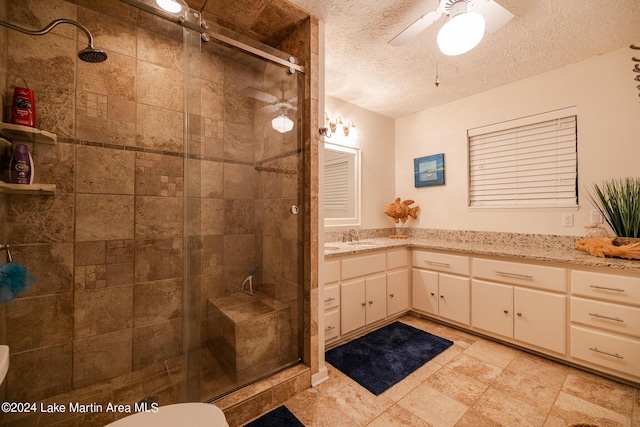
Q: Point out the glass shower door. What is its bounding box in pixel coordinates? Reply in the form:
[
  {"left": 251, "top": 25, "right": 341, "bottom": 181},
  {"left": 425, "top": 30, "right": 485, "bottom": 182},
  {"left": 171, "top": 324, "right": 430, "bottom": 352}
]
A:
[{"left": 184, "top": 29, "right": 305, "bottom": 401}]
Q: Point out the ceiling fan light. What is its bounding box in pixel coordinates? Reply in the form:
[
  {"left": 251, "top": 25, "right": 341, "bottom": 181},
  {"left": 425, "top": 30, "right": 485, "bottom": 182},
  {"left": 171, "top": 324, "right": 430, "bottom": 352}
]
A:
[
  {"left": 437, "top": 11, "right": 485, "bottom": 56},
  {"left": 272, "top": 111, "right": 294, "bottom": 133}
]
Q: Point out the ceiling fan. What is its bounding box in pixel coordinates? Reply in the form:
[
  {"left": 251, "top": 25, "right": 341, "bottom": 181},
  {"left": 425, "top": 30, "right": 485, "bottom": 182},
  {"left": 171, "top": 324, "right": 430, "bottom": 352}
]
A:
[
  {"left": 242, "top": 86, "right": 297, "bottom": 114},
  {"left": 242, "top": 86, "right": 298, "bottom": 133},
  {"left": 388, "top": 0, "right": 514, "bottom": 56}
]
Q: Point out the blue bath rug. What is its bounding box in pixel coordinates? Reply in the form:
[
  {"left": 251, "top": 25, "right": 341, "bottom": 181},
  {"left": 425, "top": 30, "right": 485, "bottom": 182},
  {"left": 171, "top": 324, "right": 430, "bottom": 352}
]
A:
[
  {"left": 244, "top": 405, "right": 304, "bottom": 427},
  {"left": 326, "top": 321, "right": 453, "bottom": 395}
]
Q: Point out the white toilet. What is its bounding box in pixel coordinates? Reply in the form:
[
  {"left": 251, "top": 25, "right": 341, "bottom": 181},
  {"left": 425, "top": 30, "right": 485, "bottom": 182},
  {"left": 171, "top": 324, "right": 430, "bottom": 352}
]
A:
[
  {"left": 0, "top": 345, "right": 9, "bottom": 386},
  {"left": 105, "top": 402, "right": 228, "bottom": 427}
]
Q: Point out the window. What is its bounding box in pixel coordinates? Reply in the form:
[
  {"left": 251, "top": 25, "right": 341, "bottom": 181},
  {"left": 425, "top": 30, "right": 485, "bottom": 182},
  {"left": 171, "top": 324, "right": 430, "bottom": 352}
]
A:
[{"left": 468, "top": 107, "right": 578, "bottom": 208}]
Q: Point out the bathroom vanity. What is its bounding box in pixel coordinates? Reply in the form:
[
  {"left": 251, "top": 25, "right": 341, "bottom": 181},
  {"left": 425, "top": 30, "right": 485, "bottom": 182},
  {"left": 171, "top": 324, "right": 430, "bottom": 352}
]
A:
[
  {"left": 324, "top": 248, "right": 410, "bottom": 340},
  {"left": 324, "top": 235, "right": 640, "bottom": 386}
]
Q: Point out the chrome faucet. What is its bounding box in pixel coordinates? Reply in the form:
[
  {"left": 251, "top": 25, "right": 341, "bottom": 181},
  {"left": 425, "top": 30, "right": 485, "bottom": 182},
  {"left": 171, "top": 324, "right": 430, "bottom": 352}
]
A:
[{"left": 348, "top": 228, "right": 360, "bottom": 242}]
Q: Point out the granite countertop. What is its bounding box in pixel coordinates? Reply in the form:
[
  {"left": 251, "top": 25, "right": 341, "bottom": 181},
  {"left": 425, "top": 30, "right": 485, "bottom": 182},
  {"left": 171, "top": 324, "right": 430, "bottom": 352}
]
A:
[{"left": 324, "top": 237, "right": 640, "bottom": 273}]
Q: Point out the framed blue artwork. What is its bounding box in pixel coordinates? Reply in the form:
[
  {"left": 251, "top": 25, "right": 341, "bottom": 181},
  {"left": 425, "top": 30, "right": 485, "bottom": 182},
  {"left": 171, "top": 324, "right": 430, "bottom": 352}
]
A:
[{"left": 414, "top": 153, "right": 445, "bottom": 187}]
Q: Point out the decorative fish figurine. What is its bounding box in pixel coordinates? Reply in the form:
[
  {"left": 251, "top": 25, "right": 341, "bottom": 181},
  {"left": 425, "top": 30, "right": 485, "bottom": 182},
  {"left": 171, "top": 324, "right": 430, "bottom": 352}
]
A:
[
  {"left": 384, "top": 198, "right": 419, "bottom": 224},
  {"left": 384, "top": 198, "right": 419, "bottom": 239}
]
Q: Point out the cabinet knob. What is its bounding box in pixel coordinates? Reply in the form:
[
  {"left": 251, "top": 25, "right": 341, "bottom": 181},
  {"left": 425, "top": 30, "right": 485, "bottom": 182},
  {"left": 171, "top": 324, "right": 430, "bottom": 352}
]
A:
[
  {"left": 503, "top": 310, "right": 509, "bottom": 314},
  {"left": 517, "top": 312, "right": 522, "bottom": 317},
  {"left": 389, "top": 293, "right": 395, "bottom": 298},
  {"left": 368, "top": 300, "right": 374, "bottom": 305},
  {"left": 430, "top": 292, "right": 435, "bottom": 296},
  {"left": 361, "top": 302, "right": 366, "bottom": 307},
  {"left": 440, "top": 295, "right": 444, "bottom": 299}
]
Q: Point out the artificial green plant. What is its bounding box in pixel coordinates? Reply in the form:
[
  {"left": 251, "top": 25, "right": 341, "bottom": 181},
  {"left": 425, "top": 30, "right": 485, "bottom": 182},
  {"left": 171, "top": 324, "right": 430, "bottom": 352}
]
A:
[{"left": 585, "top": 177, "right": 640, "bottom": 238}]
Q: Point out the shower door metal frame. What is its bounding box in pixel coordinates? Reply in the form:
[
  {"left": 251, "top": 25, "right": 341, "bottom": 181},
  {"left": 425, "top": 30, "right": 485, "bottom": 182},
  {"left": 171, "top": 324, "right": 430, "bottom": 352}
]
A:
[{"left": 118, "top": 0, "right": 305, "bottom": 74}]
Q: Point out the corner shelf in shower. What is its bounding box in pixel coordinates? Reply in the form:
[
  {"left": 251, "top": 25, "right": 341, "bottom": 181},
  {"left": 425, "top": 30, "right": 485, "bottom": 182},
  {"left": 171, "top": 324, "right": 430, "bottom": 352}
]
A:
[
  {"left": 0, "top": 182, "right": 56, "bottom": 195},
  {"left": 0, "top": 123, "right": 58, "bottom": 195},
  {"left": 0, "top": 122, "right": 57, "bottom": 145}
]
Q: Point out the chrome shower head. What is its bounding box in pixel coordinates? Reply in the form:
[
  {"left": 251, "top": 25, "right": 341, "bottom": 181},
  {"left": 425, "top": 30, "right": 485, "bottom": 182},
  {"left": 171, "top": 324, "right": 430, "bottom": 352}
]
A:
[
  {"left": 0, "top": 18, "right": 107, "bottom": 63},
  {"left": 78, "top": 46, "right": 108, "bottom": 63}
]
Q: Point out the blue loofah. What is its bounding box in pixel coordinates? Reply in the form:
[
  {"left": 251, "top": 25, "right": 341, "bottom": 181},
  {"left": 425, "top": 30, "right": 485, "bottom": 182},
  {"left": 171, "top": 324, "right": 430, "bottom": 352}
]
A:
[{"left": 0, "top": 262, "right": 35, "bottom": 303}]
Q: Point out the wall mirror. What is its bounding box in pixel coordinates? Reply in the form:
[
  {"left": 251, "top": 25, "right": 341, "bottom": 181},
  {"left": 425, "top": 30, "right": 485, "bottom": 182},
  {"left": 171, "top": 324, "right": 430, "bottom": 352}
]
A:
[{"left": 324, "top": 142, "right": 361, "bottom": 227}]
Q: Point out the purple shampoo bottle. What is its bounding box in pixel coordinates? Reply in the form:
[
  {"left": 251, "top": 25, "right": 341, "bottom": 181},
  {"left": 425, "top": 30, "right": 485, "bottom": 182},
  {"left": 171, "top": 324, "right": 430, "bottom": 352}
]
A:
[{"left": 10, "top": 144, "right": 34, "bottom": 185}]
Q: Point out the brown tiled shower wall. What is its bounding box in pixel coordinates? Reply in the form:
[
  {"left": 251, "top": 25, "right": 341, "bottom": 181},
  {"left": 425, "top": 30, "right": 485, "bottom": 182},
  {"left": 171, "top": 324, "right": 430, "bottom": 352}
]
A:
[{"left": 0, "top": 0, "right": 318, "bottom": 424}]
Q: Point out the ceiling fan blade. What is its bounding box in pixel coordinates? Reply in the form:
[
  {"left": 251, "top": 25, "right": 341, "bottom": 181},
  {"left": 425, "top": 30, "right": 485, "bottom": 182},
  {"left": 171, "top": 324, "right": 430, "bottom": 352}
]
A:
[
  {"left": 257, "top": 104, "right": 280, "bottom": 114},
  {"left": 388, "top": 10, "right": 441, "bottom": 46},
  {"left": 258, "top": 101, "right": 297, "bottom": 113},
  {"left": 468, "top": 0, "right": 514, "bottom": 34},
  {"left": 242, "top": 87, "right": 278, "bottom": 103}
]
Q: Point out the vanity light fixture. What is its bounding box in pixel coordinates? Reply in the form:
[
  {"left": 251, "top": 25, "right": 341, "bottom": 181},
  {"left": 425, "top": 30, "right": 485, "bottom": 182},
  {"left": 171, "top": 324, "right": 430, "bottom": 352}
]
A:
[
  {"left": 343, "top": 120, "right": 356, "bottom": 136},
  {"left": 272, "top": 107, "right": 294, "bottom": 133},
  {"left": 436, "top": 0, "right": 485, "bottom": 56},
  {"left": 324, "top": 113, "right": 356, "bottom": 137},
  {"left": 329, "top": 116, "right": 342, "bottom": 134}
]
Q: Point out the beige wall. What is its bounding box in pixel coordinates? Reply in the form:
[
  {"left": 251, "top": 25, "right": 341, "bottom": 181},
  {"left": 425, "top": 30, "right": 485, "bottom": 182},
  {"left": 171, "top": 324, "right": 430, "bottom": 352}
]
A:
[
  {"left": 324, "top": 95, "right": 395, "bottom": 230},
  {"left": 395, "top": 47, "right": 640, "bottom": 236}
]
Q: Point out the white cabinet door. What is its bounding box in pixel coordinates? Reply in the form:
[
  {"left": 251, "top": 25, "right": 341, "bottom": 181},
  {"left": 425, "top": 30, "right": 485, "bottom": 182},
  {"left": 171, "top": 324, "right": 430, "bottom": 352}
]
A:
[
  {"left": 366, "top": 274, "right": 387, "bottom": 324},
  {"left": 439, "top": 273, "right": 470, "bottom": 325},
  {"left": 387, "top": 269, "right": 409, "bottom": 316},
  {"left": 412, "top": 268, "right": 439, "bottom": 315},
  {"left": 472, "top": 279, "right": 513, "bottom": 338},
  {"left": 571, "top": 325, "right": 640, "bottom": 377},
  {"left": 341, "top": 279, "right": 366, "bottom": 335},
  {"left": 515, "top": 287, "right": 566, "bottom": 354},
  {"left": 324, "top": 284, "right": 340, "bottom": 310},
  {"left": 571, "top": 297, "right": 640, "bottom": 338},
  {"left": 473, "top": 258, "right": 566, "bottom": 292},
  {"left": 325, "top": 309, "right": 340, "bottom": 340}
]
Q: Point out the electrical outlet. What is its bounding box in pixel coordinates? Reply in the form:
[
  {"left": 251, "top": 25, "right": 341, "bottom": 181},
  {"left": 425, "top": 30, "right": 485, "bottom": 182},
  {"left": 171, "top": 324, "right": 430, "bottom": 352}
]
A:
[
  {"left": 562, "top": 213, "right": 574, "bottom": 227},
  {"left": 590, "top": 209, "right": 603, "bottom": 224}
]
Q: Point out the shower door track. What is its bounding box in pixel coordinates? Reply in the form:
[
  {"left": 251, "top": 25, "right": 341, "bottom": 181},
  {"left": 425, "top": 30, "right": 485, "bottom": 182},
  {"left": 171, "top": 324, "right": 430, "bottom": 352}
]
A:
[{"left": 118, "top": 0, "right": 305, "bottom": 74}]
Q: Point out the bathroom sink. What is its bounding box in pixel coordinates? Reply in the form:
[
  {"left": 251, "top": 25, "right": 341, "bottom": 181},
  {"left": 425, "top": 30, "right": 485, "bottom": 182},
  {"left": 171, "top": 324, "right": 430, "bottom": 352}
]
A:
[
  {"left": 347, "top": 241, "right": 379, "bottom": 247},
  {"left": 0, "top": 345, "right": 8, "bottom": 385}
]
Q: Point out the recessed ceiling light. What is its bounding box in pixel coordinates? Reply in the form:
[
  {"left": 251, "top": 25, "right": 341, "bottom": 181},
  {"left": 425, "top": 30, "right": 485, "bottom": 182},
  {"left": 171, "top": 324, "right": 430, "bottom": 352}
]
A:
[{"left": 156, "top": 0, "right": 183, "bottom": 14}]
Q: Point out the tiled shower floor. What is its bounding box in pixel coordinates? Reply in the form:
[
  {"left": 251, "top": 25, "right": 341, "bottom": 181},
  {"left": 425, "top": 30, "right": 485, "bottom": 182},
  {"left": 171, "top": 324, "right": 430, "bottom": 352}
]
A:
[{"left": 268, "top": 315, "right": 640, "bottom": 427}]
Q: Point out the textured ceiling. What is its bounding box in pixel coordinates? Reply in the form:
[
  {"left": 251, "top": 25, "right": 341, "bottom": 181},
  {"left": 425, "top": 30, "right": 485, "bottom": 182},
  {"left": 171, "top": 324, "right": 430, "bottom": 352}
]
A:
[
  {"left": 192, "top": 0, "right": 640, "bottom": 119},
  {"left": 284, "top": 0, "right": 640, "bottom": 118}
]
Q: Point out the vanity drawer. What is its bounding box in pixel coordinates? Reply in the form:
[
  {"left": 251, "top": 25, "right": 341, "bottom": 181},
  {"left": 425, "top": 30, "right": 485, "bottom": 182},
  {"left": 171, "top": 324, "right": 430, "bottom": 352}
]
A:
[
  {"left": 387, "top": 249, "right": 408, "bottom": 270},
  {"left": 324, "top": 284, "right": 340, "bottom": 310},
  {"left": 324, "top": 308, "right": 340, "bottom": 341},
  {"left": 341, "top": 253, "right": 386, "bottom": 280},
  {"left": 571, "top": 297, "right": 640, "bottom": 338},
  {"left": 571, "top": 325, "right": 640, "bottom": 377},
  {"left": 412, "top": 251, "right": 470, "bottom": 275},
  {"left": 325, "top": 260, "right": 340, "bottom": 284},
  {"left": 472, "top": 258, "right": 566, "bottom": 292},
  {"left": 571, "top": 270, "right": 640, "bottom": 305}
]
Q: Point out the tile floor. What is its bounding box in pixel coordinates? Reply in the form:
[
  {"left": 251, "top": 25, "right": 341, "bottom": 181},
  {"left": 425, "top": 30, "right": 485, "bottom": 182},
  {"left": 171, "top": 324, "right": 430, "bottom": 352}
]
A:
[{"left": 272, "top": 315, "right": 640, "bottom": 427}]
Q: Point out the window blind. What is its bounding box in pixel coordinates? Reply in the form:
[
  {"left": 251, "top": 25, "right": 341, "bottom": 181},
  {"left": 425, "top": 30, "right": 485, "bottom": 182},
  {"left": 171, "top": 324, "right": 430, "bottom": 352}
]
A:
[
  {"left": 468, "top": 108, "right": 577, "bottom": 208},
  {"left": 324, "top": 158, "right": 349, "bottom": 210}
]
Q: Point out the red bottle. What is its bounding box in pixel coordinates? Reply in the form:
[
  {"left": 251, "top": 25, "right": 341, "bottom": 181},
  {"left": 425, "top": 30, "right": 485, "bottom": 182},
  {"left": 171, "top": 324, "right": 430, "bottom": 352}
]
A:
[{"left": 11, "top": 87, "right": 36, "bottom": 128}]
